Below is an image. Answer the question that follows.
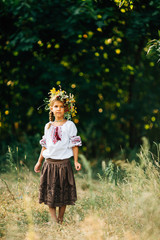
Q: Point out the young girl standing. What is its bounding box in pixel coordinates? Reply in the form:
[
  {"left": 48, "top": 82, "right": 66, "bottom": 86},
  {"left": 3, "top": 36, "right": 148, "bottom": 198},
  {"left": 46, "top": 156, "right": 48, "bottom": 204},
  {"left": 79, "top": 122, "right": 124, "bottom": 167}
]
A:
[{"left": 34, "top": 87, "right": 82, "bottom": 224}]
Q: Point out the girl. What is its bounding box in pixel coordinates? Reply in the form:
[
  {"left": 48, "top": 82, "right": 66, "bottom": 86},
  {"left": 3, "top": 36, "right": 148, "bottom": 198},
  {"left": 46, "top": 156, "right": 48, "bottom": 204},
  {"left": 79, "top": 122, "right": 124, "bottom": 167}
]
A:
[{"left": 34, "top": 87, "right": 82, "bottom": 224}]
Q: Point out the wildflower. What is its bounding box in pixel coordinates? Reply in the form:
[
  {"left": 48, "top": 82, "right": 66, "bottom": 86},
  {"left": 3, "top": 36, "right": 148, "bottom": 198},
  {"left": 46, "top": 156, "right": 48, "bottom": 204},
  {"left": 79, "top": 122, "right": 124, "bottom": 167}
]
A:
[{"left": 50, "top": 88, "right": 56, "bottom": 94}]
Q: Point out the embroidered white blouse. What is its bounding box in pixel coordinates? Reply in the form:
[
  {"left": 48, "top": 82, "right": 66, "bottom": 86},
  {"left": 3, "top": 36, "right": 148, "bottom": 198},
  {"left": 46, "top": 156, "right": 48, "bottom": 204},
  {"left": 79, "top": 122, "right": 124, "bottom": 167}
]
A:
[{"left": 39, "top": 120, "right": 82, "bottom": 160}]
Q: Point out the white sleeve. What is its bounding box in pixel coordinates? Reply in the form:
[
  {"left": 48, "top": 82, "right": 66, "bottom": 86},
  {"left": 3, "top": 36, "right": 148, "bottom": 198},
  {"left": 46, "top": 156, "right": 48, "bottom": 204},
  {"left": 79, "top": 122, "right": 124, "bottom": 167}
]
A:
[
  {"left": 39, "top": 124, "right": 47, "bottom": 148},
  {"left": 68, "top": 122, "right": 82, "bottom": 148}
]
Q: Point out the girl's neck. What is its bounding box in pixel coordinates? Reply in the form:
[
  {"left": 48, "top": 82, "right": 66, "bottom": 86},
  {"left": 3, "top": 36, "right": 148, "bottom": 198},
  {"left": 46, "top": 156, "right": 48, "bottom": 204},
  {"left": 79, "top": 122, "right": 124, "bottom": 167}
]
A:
[
  {"left": 54, "top": 117, "right": 65, "bottom": 122},
  {"left": 52, "top": 118, "right": 67, "bottom": 127},
  {"left": 52, "top": 119, "right": 67, "bottom": 127}
]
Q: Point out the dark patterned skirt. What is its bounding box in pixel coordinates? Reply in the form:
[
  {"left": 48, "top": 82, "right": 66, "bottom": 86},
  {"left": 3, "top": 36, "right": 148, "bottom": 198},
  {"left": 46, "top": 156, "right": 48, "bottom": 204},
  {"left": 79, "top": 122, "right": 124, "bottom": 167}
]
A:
[{"left": 39, "top": 158, "right": 77, "bottom": 207}]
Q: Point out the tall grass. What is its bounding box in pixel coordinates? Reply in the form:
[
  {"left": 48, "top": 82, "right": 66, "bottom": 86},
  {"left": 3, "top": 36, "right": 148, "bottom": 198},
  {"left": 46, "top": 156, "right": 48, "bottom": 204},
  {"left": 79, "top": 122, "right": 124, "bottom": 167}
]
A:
[
  {"left": 0, "top": 133, "right": 41, "bottom": 173},
  {"left": 0, "top": 138, "right": 160, "bottom": 239}
]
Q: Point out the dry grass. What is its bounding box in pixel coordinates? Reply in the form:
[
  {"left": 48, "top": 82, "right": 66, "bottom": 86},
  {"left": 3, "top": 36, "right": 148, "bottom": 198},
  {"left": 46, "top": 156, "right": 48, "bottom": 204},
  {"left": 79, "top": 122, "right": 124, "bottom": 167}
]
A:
[{"left": 1, "top": 148, "right": 160, "bottom": 240}]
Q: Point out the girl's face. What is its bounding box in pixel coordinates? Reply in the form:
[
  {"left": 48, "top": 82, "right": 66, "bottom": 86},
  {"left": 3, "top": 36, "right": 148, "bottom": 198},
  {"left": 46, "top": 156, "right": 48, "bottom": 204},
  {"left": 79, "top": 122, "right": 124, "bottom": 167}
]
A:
[{"left": 51, "top": 100, "right": 65, "bottom": 119}]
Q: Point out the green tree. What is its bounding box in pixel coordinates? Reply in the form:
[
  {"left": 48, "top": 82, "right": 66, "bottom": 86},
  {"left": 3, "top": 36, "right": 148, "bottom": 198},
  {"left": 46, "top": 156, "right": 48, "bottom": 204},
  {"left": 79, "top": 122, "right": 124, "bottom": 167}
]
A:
[{"left": 0, "top": 0, "right": 160, "bottom": 163}]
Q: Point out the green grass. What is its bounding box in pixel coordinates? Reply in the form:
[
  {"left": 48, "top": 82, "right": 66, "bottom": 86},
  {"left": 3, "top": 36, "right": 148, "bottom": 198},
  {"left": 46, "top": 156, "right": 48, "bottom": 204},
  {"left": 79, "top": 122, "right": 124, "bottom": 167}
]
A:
[{"left": 1, "top": 141, "right": 160, "bottom": 239}]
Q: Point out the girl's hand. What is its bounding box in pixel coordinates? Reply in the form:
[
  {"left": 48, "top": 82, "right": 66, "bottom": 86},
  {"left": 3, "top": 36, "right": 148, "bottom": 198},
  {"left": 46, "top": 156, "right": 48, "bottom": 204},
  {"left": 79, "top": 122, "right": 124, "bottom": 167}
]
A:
[
  {"left": 74, "top": 162, "right": 81, "bottom": 171},
  {"left": 34, "top": 162, "right": 42, "bottom": 173}
]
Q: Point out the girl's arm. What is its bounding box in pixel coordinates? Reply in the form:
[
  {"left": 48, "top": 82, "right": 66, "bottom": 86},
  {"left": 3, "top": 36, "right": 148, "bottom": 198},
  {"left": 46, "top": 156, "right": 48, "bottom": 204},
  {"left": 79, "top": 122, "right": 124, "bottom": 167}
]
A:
[
  {"left": 72, "top": 146, "right": 81, "bottom": 171},
  {"left": 34, "top": 147, "right": 46, "bottom": 173}
]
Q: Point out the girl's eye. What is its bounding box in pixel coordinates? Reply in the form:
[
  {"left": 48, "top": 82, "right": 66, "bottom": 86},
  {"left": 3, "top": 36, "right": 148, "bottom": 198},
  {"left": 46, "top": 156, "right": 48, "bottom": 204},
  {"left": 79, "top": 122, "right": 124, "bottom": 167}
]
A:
[{"left": 54, "top": 105, "right": 64, "bottom": 108}]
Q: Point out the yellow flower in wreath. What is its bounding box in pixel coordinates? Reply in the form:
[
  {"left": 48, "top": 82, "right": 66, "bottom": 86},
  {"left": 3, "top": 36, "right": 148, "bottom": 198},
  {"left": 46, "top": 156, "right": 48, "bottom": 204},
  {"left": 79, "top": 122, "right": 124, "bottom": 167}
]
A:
[{"left": 50, "top": 88, "right": 56, "bottom": 94}]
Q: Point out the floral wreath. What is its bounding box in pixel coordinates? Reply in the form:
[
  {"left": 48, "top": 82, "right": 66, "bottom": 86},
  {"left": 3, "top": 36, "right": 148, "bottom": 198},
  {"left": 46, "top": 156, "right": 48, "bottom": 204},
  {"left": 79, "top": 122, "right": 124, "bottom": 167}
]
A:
[{"left": 44, "top": 86, "right": 77, "bottom": 120}]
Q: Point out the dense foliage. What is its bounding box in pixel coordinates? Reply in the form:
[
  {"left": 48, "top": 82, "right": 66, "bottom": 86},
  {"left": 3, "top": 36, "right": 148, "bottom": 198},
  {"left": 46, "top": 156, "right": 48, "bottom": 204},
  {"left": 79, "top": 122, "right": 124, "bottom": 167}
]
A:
[{"left": 0, "top": 0, "right": 160, "bottom": 164}]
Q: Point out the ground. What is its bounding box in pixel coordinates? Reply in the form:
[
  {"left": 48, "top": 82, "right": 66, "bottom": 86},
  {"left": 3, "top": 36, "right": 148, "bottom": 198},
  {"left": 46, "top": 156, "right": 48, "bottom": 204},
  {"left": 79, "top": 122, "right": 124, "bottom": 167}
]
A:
[{"left": 0, "top": 161, "right": 160, "bottom": 240}]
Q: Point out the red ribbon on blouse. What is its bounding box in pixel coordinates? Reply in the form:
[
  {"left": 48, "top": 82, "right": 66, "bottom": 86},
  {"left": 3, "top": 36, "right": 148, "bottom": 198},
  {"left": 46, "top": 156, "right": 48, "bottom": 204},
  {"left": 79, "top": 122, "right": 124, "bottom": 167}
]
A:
[{"left": 55, "top": 127, "right": 61, "bottom": 141}]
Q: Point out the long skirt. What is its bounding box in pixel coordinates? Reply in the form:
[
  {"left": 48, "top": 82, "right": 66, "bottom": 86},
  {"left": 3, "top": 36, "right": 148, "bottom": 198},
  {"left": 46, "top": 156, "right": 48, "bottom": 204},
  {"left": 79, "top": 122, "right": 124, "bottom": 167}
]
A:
[{"left": 39, "top": 158, "right": 77, "bottom": 207}]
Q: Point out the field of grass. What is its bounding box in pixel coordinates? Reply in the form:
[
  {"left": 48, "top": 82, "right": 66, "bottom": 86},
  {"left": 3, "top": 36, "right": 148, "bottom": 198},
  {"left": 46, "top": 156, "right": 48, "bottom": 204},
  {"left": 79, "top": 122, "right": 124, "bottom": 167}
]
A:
[{"left": 1, "top": 142, "right": 160, "bottom": 240}]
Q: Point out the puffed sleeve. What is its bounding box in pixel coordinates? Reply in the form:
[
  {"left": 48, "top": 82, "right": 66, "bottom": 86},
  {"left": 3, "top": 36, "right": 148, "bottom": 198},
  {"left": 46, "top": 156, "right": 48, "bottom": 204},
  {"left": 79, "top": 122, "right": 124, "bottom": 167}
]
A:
[
  {"left": 39, "top": 124, "right": 47, "bottom": 148},
  {"left": 68, "top": 122, "right": 82, "bottom": 148}
]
